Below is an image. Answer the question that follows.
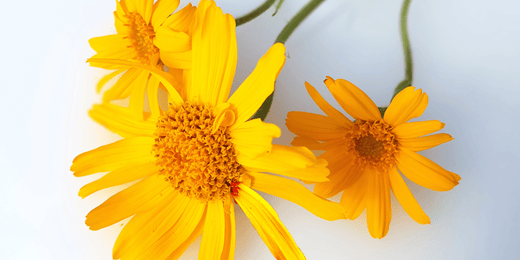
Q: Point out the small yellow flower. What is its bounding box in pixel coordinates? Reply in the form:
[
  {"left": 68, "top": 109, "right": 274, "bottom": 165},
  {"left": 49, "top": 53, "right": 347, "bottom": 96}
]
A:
[
  {"left": 286, "top": 77, "right": 460, "bottom": 239},
  {"left": 89, "top": 0, "right": 196, "bottom": 119},
  {"left": 74, "top": 1, "right": 344, "bottom": 259}
]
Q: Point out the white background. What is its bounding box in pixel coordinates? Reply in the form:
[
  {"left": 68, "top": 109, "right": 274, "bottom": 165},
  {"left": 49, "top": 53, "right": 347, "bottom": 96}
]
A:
[{"left": 1, "top": 0, "right": 519, "bottom": 259}]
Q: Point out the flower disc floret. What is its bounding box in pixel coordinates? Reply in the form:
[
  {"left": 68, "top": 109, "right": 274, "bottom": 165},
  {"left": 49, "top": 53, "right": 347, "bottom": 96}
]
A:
[
  {"left": 346, "top": 120, "right": 398, "bottom": 171},
  {"left": 152, "top": 102, "right": 242, "bottom": 202},
  {"left": 125, "top": 12, "right": 159, "bottom": 64}
]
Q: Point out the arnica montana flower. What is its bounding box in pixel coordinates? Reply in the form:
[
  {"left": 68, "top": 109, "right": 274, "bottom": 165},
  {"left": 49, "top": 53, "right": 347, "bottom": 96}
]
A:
[
  {"left": 73, "top": 1, "right": 344, "bottom": 259},
  {"left": 89, "top": 0, "right": 196, "bottom": 119},
  {"left": 286, "top": 77, "right": 460, "bottom": 239}
]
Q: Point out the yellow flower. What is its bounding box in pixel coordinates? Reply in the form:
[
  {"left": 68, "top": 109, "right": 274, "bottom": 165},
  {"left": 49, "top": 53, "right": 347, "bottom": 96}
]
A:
[
  {"left": 89, "top": 0, "right": 196, "bottom": 119},
  {"left": 286, "top": 77, "right": 460, "bottom": 239},
  {"left": 73, "top": 1, "right": 344, "bottom": 259}
]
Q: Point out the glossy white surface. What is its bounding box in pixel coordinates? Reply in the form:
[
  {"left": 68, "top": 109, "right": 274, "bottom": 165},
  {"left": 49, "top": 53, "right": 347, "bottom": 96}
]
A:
[{"left": 1, "top": 0, "right": 519, "bottom": 259}]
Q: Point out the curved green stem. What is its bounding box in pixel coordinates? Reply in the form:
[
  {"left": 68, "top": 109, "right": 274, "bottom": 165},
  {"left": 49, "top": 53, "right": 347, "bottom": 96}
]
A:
[
  {"left": 253, "top": 0, "right": 325, "bottom": 121},
  {"left": 236, "top": 0, "right": 276, "bottom": 26},
  {"left": 391, "top": 0, "right": 413, "bottom": 101}
]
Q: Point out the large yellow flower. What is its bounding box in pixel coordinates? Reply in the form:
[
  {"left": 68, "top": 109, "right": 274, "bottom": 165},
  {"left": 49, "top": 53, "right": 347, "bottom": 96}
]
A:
[
  {"left": 89, "top": 0, "right": 196, "bottom": 119},
  {"left": 73, "top": 1, "right": 344, "bottom": 259},
  {"left": 286, "top": 77, "right": 461, "bottom": 239}
]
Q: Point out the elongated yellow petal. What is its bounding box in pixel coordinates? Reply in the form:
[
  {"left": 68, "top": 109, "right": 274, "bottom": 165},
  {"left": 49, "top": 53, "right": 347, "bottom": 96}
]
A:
[
  {"left": 384, "top": 87, "right": 428, "bottom": 126},
  {"left": 228, "top": 43, "right": 286, "bottom": 129},
  {"left": 366, "top": 170, "right": 392, "bottom": 239},
  {"left": 71, "top": 137, "right": 155, "bottom": 177},
  {"left": 113, "top": 192, "right": 190, "bottom": 259},
  {"left": 134, "top": 199, "right": 206, "bottom": 260},
  {"left": 220, "top": 197, "right": 235, "bottom": 260},
  {"left": 340, "top": 171, "right": 369, "bottom": 220},
  {"left": 230, "top": 118, "right": 281, "bottom": 159},
  {"left": 102, "top": 68, "right": 140, "bottom": 102},
  {"left": 392, "top": 120, "right": 445, "bottom": 139},
  {"left": 89, "top": 34, "right": 133, "bottom": 62},
  {"left": 85, "top": 174, "right": 171, "bottom": 230},
  {"left": 151, "top": 0, "right": 180, "bottom": 28},
  {"left": 162, "top": 3, "right": 197, "bottom": 34},
  {"left": 399, "top": 133, "right": 454, "bottom": 152},
  {"left": 238, "top": 144, "right": 329, "bottom": 183},
  {"left": 164, "top": 215, "right": 205, "bottom": 260},
  {"left": 388, "top": 166, "right": 430, "bottom": 224},
  {"left": 304, "top": 81, "right": 353, "bottom": 128},
  {"left": 314, "top": 159, "right": 363, "bottom": 198},
  {"left": 286, "top": 111, "right": 348, "bottom": 141},
  {"left": 155, "top": 26, "right": 191, "bottom": 53},
  {"left": 160, "top": 50, "right": 191, "bottom": 69},
  {"left": 235, "top": 184, "right": 305, "bottom": 260},
  {"left": 396, "top": 148, "right": 460, "bottom": 191},
  {"left": 89, "top": 103, "right": 156, "bottom": 138},
  {"left": 129, "top": 70, "right": 150, "bottom": 120},
  {"left": 146, "top": 75, "right": 161, "bottom": 120},
  {"left": 86, "top": 58, "right": 184, "bottom": 105},
  {"left": 199, "top": 200, "right": 226, "bottom": 260},
  {"left": 96, "top": 69, "right": 124, "bottom": 93},
  {"left": 190, "top": 2, "right": 236, "bottom": 106},
  {"left": 79, "top": 162, "right": 159, "bottom": 198},
  {"left": 249, "top": 172, "right": 345, "bottom": 221},
  {"left": 324, "top": 77, "right": 381, "bottom": 121},
  {"left": 291, "top": 136, "right": 328, "bottom": 150}
]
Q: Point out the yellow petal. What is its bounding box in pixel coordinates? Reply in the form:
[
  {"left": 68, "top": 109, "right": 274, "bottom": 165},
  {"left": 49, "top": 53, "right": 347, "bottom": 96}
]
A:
[
  {"left": 235, "top": 184, "right": 305, "bottom": 260},
  {"left": 228, "top": 43, "right": 286, "bottom": 130},
  {"left": 85, "top": 174, "right": 171, "bottom": 231},
  {"left": 114, "top": 0, "right": 127, "bottom": 34},
  {"left": 88, "top": 35, "right": 134, "bottom": 69},
  {"left": 314, "top": 159, "right": 364, "bottom": 198},
  {"left": 238, "top": 144, "right": 329, "bottom": 183},
  {"left": 151, "top": 0, "right": 180, "bottom": 28},
  {"left": 154, "top": 26, "right": 191, "bottom": 53},
  {"left": 388, "top": 166, "right": 430, "bottom": 224},
  {"left": 230, "top": 118, "right": 281, "bottom": 159},
  {"left": 392, "top": 120, "right": 445, "bottom": 139},
  {"left": 340, "top": 171, "right": 369, "bottom": 220},
  {"left": 129, "top": 70, "right": 151, "bottom": 120},
  {"left": 102, "top": 68, "right": 141, "bottom": 102},
  {"left": 324, "top": 77, "right": 381, "bottom": 121},
  {"left": 396, "top": 148, "right": 460, "bottom": 191},
  {"left": 249, "top": 172, "right": 345, "bottom": 221},
  {"left": 162, "top": 3, "right": 197, "bottom": 34},
  {"left": 304, "top": 81, "right": 353, "bottom": 128},
  {"left": 384, "top": 87, "right": 428, "bottom": 125},
  {"left": 160, "top": 50, "right": 191, "bottom": 69},
  {"left": 366, "top": 170, "right": 392, "bottom": 239},
  {"left": 71, "top": 136, "right": 155, "bottom": 177},
  {"left": 286, "top": 111, "right": 348, "bottom": 141},
  {"left": 146, "top": 75, "right": 161, "bottom": 120},
  {"left": 79, "top": 162, "right": 159, "bottom": 198},
  {"left": 89, "top": 103, "right": 156, "bottom": 138},
  {"left": 86, "top": 58, "right": 184, "bottom": 105},
  {"left": 189, "top": 2, "right": 236, "bottom": 106},
  {"left": 399, "top": 133, "right": 454, "bottom": 152},
  {"left": 113, "top": 192, "right": 191, "bottom": 259},
  {"left": 220, "top": 197, "right": 236, "bottom": 260},
  {"left": 199, "top": 200, "right": 226, "bottom": 260},
  {"left": 291, "top": 136, "right": 341, "bottom": 151},
  {"left": 96, "top": 69, "right": 124, "bottom": 93},
  {"left": 134, "top": 198, "right": 206, "bottom": 260}
]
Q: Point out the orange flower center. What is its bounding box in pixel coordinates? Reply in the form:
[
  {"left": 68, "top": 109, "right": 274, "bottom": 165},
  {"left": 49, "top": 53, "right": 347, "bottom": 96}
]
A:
[
  {"left": 125, "top": 12, "right": 159, "bottom": 64},
  {"left": 152, "top": 103, "right": 242, "bottom": 202},
  {"left": 346, "top": 120, "right": 398, "bottom": 171}
]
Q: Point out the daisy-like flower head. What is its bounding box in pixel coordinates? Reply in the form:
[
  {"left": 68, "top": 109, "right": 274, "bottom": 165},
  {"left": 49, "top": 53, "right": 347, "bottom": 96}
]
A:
[
  {"left": 89, "top": 0, "right": 196, "bottom": 119},
  {"left": 286, "top": 77, "right": 461, "bottom": 239},
  {"left": 74, "top": 1, "right": 345, "bottom": 259}
]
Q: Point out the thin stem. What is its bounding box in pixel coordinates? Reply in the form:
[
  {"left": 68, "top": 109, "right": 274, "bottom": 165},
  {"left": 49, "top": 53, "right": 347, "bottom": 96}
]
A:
[
  {"left": 275, "top": 0, "right": 325, "bottom": 44},
  {"left": 236, "top": 0, "right": 276, "bottom": 26},
  {"left": 391, "top": 0, "right": 413, "bottom": 101}
]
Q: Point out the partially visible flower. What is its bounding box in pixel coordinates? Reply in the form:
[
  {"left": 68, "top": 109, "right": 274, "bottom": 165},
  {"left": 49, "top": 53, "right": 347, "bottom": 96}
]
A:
[
  {"left": 286, "top": 77, "right": 460, "bottom": 238},
  {"left": 74, "top": 1, "right": 344, "bottom": 259},
  {"left": 89, "top": 0, "right": 196, "bottom": 119}
]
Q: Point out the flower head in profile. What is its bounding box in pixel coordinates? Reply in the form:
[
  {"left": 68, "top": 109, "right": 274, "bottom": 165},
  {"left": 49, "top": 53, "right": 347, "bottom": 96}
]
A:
[
  {"left": 89, "top": 0, "right": 196, "bottom": 119},
  {"left": 286, "top": 77, "right": 460, "bottom": 238},
  {"left": 74, "top": 1, "right": 344, "bottom": 259}
]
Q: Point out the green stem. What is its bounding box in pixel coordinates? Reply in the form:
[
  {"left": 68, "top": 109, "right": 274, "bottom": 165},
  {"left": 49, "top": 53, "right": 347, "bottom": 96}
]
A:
[
  {"left": 236, "top": 0, "right": 276, "bottom": 26},
  {"left": 275, "top": 0, "right": 325, "bottom": 44},
  {"left": 391, "top": 0, "right": 413, "bottom": 101},
  {"left": 253, "top": 0, "right": 325, "bottom": 121}
]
